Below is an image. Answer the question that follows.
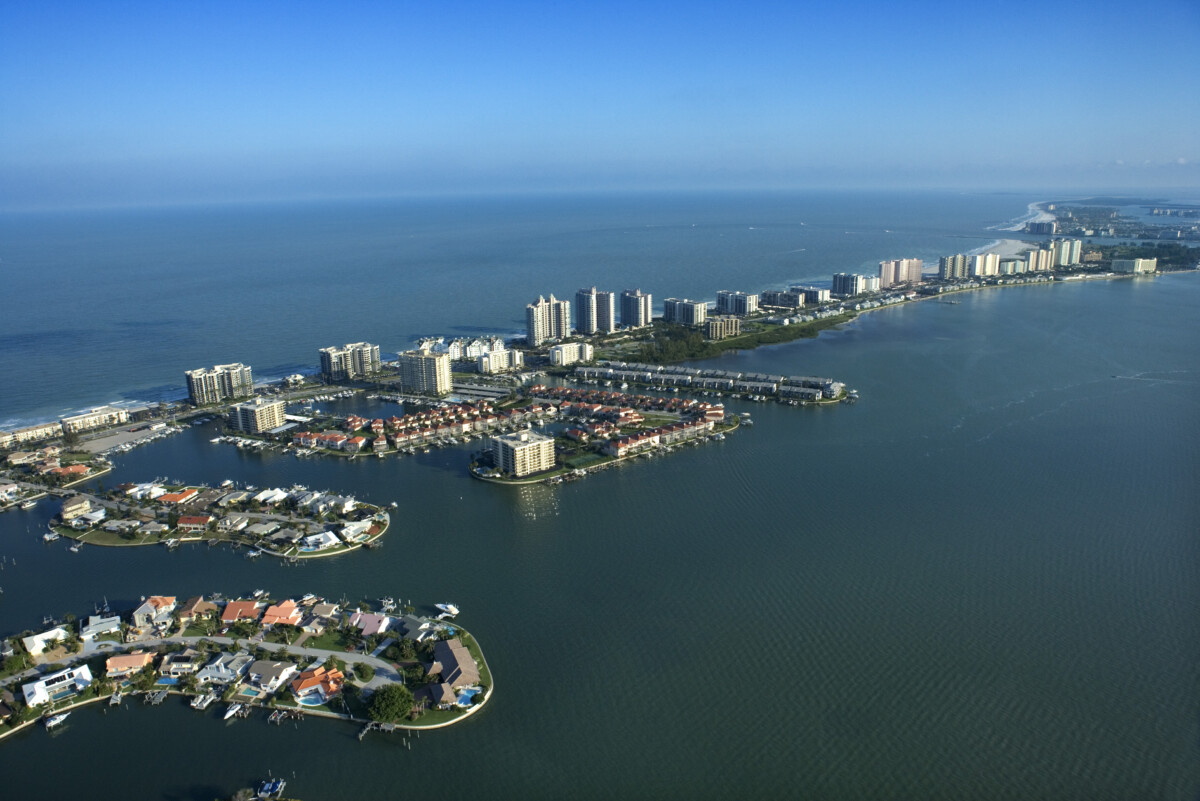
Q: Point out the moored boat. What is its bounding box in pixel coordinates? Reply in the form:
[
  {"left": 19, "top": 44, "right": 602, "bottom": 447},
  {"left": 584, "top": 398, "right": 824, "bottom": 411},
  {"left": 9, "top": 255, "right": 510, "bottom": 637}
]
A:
[
  {"left": 224, "top": 703, "right": 243, "bottom": 720},
  {"left": 435, "top": 603, "right": 460, "bottom": 617},
  {"left": 44, "top": 712, "right": 70, "bottom": 728}
]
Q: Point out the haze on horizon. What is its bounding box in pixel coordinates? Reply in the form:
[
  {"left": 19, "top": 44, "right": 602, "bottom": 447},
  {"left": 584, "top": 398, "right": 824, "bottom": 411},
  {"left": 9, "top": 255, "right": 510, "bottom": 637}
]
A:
[{"left": 2, "top": 0, "right": 1198, "bottom": 211}]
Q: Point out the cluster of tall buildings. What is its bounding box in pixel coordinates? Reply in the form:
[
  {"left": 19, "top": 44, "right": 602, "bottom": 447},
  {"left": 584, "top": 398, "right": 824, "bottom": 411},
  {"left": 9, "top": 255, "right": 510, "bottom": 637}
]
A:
[
  {"left": 318, "top": 342, "right": 381, "bottom": 382},
  {"left": 528, "top": 288, "right": 652, "bottom": 345},
  {"left": 878, "top": 258, "right": 924, "bottom": 288},
  {"left": 938, "top": 240, "right": 1084, "bottom": 280},
  {"left": 185, "top": 363, "right": 254, "bottom": 406}
]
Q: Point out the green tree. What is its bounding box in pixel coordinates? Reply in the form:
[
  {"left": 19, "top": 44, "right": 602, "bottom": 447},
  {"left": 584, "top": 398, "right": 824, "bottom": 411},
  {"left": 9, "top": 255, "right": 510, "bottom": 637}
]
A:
[
  {"left": 354, "top": 663, "right": 375, "bottom": 682},
  {"left": 366, "top": 684, "right": 413, "bottom": 723}
]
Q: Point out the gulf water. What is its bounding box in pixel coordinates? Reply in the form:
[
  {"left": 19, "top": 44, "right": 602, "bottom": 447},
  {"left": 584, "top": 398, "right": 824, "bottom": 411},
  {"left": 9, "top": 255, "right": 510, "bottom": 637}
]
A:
[{"left": 0, "top": 193, "right": 1197, "bottom": 800}]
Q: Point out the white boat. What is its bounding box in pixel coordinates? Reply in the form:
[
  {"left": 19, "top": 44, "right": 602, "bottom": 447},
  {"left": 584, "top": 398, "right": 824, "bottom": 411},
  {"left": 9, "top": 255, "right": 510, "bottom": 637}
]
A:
[
  {"left": 224, "top": 703, "right": 243, "bottom": 720},
  {"left": 245, "top": 550, "right": 261, "bottom": 559},
  {"left": 43, "top": 531, "right": 60, "bottom": 542},
  {"left": 191, "top": 693, "right": 216, "bottom": 710},
  {"left": 252, "top": 588, "right": 266, "bottom": 598},
  {"left": 435, "top": 603, "right": 460, "bottom": 617},
  {"left": 378, "top": 597, "right": 396, "bottom": 613},
  {"left": 20, "top": 500, "right": 36, "bottom": 510},
  {"left": 44, "top": 712, "right": 69, "bottom": 728},
  {"left": 257, "top": 778, "right": 286, "bottom": 799}
]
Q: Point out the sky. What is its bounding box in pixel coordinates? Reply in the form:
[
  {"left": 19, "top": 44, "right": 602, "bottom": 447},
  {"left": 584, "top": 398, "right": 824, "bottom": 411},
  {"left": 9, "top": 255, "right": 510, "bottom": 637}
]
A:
[{"left": 1, "top": 0, "right": 1198, "bottom": 209}]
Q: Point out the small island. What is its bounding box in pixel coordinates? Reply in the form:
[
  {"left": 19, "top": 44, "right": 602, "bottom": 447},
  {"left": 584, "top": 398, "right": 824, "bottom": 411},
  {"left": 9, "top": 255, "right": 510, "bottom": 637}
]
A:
[
  {"left": 0, "top": 593, "right": 490, "bottom": 743},
  {"left": 33, "top": 479, "right": 390, "bottom": 558}
]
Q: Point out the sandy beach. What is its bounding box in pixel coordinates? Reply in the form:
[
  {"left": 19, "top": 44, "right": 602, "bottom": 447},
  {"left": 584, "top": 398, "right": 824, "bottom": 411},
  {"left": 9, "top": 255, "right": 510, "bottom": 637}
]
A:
[{"left": 982, "top": 237, "right": 1036, "bottom": 258}]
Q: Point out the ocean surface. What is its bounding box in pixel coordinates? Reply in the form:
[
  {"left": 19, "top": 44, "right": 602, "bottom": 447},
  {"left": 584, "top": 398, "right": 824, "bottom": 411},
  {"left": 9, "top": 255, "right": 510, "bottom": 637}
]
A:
[{"left": 0, "top": 193, "right": 1197, "bottom": 800}]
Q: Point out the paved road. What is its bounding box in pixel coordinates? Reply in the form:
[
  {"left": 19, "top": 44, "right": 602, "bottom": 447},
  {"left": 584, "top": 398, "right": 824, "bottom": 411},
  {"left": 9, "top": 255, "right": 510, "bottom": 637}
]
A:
[{"left": 2, "top": 632, "right": 402, "bottom": 694}]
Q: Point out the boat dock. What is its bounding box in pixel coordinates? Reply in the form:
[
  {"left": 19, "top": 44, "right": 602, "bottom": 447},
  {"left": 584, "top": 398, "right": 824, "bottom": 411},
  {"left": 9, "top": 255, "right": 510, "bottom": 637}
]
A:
[
  {"left": 268, "top": 709, "right": 303, "bottom": 725},
  {"left": 144, "top": 690, "right": 169, "bottom": 705}
]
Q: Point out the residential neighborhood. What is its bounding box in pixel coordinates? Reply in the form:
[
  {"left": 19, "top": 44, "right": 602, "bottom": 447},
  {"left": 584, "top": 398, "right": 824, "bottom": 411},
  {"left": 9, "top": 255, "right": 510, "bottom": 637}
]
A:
[
  {"left": 38, "top": 479, "right": 390, "bottom": 559},
  {"left": 0, "top": 591, "right": 491, "bottom": 742}
]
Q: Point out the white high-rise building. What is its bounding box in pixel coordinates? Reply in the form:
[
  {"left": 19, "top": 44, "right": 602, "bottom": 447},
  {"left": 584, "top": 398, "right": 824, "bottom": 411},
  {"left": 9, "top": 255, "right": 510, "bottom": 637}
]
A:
[
  {"left": 620, "top": 289, "right": 652, "bottom": 328},
  {"left": 186, "top": 363, "right": 254, "bottom": 406},
  {"left": 232, "top": 398, "right": 286, "bottom": 434},
  {"left": 715, "top": 290, "right": 759, "bottom": 316},
  {"left": 549, "top": 342, "right": 594, "bottom": 366},
  {"left": 831, "top": 273, "right": 865, "bottom": 297},
  {"left": 968, "top": 253, "right": 999, "bottom": 277},
  {"left": 478, "top": 349, "right": 525, "bottom": 374},
  {"left": 879, "top": 258, "right": 924, "bottom": 287},
  {"left": 397, "top": 350, "right": 452, "bottom": 396},
  {"left": 527, "top": 295, "right": 571, "bottom": 346},
  {"left": 319, "top": 342, "right": 381, "bottom": 382},
  {"left": 491, "top": 430, "right": 555, "bottom": 477},
  {"left": 662, "top": 298, "right": 708, "bottom": 326},
  {"left": 575, "top": 287, "right": 601, "bottom": 335}
]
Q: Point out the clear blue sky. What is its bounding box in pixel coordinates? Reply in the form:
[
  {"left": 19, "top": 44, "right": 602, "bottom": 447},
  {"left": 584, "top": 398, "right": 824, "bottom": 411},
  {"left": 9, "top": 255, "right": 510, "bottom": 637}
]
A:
[{"left": 2, "top": 0, "right": 1197, "bottom": 208}]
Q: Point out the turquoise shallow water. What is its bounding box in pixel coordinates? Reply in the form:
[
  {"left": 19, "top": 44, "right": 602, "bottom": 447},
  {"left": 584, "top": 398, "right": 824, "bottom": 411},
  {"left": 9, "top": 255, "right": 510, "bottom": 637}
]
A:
[{"left": 0, "top": 195, "right": 1197, "bottom": 799}]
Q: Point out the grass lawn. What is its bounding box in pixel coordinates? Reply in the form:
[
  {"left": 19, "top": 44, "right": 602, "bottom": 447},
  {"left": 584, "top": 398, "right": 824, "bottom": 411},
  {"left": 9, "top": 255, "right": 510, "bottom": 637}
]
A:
[
  {"left": 183, "top": 623, "right": 218, "bottom": 638},
  {"left": 95, "top": 632, "right": 123, "bottom": 644},
  {"left": 411, "top": 707, "right": 468, "bottom": 726},
  {"left": 561, "top": 452, "right": 611, "bottom": 469},
  {"left": 303, "top": 628, "right": 357, "bottom": 652}
]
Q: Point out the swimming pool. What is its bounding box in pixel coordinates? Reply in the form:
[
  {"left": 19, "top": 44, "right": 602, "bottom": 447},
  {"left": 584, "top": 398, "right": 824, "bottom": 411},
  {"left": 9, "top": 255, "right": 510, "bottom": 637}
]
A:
[
  {"left": 456, "top": 687, "right": 480, "bottom": 707},
  {"left": 240, "top": 688, "right": 261, "bottom": 698},
  {"left": 50, "top": 688, "right": 76, "bottom": 702},
  {"left": 298, "top": 695, "right": 324, "bottom": 707},
  {"left": 156, "top": 677, "right": 179, "bottom": 685}
]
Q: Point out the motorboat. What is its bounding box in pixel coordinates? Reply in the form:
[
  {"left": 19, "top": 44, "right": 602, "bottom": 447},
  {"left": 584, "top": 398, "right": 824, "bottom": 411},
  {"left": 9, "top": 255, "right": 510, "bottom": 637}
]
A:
[
  {"left": 257, "top": 778, "right": 286, "bottom": 799},
  {"left": 44, "top": 712, "right": 69, "bottom": 728},
  {"left": 434, "top": 603, "right": 460, "bottom": 617},
  {"left": 224, "top": 703, "right": 243, "bottom": 720}
]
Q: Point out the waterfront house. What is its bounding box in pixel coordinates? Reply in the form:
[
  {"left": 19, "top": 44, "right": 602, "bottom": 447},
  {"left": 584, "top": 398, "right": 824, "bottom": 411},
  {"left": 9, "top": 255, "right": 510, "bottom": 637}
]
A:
[
  {"left": 137, "top": 521, "right": 169, "bottom": 536},
  {"left": 177, "top": 596, "right": 218, "bottom": 624},
  {"left": 244, "top": 521, "right": 280, "bottom": 538},
  {"left": 349, "top": 612, "right": 390, "bottom": 637},
  {"left": 310, "top": 603, "right": 340, "bottom": 622},
  {"left": 221, "top": 600, "right": 263, "bottom": 624},
  {"left": 176, "top": 515, "right": 212, "bottom": 535},
  {"left": 60, "top": 495, "right": 90, "bottom": 521},
  {"left": 261, "top": 600, "right": 302, "bottom": 628},
  {"left": 267, "top": 528, "right": 305, "bottom": 548},
  {"left": 429, "top": 638, "right": 479, "bottom": 689},
  {"left": 246, "top": 660, "right": 298, "bottom": 693},
  {"left": 159, "top": 648, "right": 204, "bottom": 678},
  {"left": 0, "top": 690, "right": 15, "bottom": 722},
  {"left": 158, "top": 488, "right": 199, "bottom": 505},
  {"left": 218, "top": 490, "right": 250, "bottom": 506},
  {"left": 398, "top": 614, "right": 438, "bottom": 643},
  {"left": 22, "top": 627, "right": 70, "bottom": 657},
  {"left": 80, "top": 614, "right": 122, "bottom": 641},
  {"left": 339, "top": 520, "right": 372, "bottom": 543},
  {"left": 127, "top": 483, "right": 167, "bottom": 500},
  {"left": 22, "top": 665, "right": 92, "bottom": 707},
  {"left": 106, "top": 651, "right": 154, "bottom": 678},
  {"left": 132, "top": 596, "right": 176, "bottom": 629},
  {"left": 74, "top": 508, "right": 107, "bottom": 529},
  {"left": 303, "top": 530, "right": 340, "bottom": 551},
  {"left": 290, "top": 665, "right": 344, "bottom": 704},
  {"left": 196, "top": 651, "right": 253, "bottom": 686},
  {"left": 218, "top": 514, "right": 250, "bottom": 532},
  {"left": 417, "top": 682, "right": 458, "bottom": 710}
]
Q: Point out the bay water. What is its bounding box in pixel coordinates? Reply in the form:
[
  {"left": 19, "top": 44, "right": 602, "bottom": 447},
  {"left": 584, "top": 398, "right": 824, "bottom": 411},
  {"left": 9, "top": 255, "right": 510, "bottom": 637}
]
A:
[{"left": 0, "top": 193, "right": 1196, "bottom": 799}]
